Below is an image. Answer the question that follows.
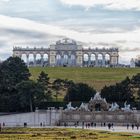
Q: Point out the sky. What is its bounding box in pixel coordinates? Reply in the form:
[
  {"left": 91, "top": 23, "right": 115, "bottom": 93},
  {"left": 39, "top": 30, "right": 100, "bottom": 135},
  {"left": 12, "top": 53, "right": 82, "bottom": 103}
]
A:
[{"left": 0, "top": 0, "right": 140, "bottom": 64}]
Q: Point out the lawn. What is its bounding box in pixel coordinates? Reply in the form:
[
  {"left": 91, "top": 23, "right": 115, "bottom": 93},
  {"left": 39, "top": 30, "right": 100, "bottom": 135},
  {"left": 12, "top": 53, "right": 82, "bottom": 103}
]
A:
[
  {"left": 30, "top": 67, "right": 140, "bottom": 91},
  {"left": 0, "top": 128, "right": 139, "bottom": 140}
]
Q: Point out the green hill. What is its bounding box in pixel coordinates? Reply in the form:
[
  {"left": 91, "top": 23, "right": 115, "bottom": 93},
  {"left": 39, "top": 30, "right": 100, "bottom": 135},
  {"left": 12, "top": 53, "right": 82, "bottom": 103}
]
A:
[{"left": 29, "top": 67, "right": 140, "bottom": 91}]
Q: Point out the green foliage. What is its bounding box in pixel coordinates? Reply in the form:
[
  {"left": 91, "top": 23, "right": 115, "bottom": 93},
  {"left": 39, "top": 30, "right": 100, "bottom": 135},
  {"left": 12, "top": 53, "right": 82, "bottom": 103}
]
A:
[
  {"left": 64, "top": 83, "right": 96, "bottom": 102},
  {"left": 0, "top": 57, "right": 31, "bottom": 112},
  {"left": 101, "top": 76, "right": 135, "bottom": 103}
]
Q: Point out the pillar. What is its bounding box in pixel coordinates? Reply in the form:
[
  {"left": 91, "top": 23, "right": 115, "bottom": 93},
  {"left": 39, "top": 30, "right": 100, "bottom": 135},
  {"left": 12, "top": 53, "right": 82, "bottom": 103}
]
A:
[
  {"left": 88, "top": 55, "right": 91, "bottom": 67},
  {"left": 41, "top": 54, "right": 44, "bottom": 66},
  {"left": 102, "top": 55, "right": 105, "bottom": 67},
  {"left": 33, "top": 54, "right": 36, "bottom": 66},
  {"left": 95, "top": 55, "right": 98, "bottom": 67}
]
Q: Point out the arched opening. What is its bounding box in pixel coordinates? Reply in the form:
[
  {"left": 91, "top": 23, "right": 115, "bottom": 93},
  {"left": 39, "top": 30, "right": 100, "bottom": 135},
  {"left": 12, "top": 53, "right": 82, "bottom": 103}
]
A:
[
  {"left": 95, "top": 103, "right": 101, "bottom": 111},
  {"left": 105, "top": 54, "right": 110, "bottom": 67},
  {"left": 63, "top": 54, "right": 68, "bottom": 66},
  {"left": 29, "top": 54, "right": 34, "bottom": 66},
  {"left": 91, "top": 54, "right": 96, "bottom": 67},
  {"left": 36, "top": 54, "right": 41, "bottom": 65},
  {"left": 21, "top": 54, "right": 27, "bottom": 64},
  {"left": 56, "top": 54, "right": 61, "bottom": 66},
  {"left": 70, "top": 54, "right": 76, "bottom": 66},
  {"left": 43, "top": 54, "right": 49, "bottom": 66},
  {"left": 83, "top": 54, "right": 89, "bottom": 66},
  {"left": 98, "top": 54, "right": 103, "bottom": 67}
]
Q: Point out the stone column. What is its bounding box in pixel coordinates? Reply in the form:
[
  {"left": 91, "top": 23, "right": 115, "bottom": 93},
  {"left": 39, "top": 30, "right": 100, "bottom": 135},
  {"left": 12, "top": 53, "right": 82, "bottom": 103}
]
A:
[
  {"left": 95, "top": 55, "right": 98, "bottom": 67},
  {"left": 41, "top": 54, "right": 44, "bottom": 66},
  {"left": 33, "top": 54, "right": 36, "bottom": 66},
  {"left": 26, "top": 54, "right": 29, "bottom": 67},
  {"left": 102, "top": 55, "right": 106, "bottom": 67},
  {"left": 88, "top": 55, "right": 91, "bottom": 67}
]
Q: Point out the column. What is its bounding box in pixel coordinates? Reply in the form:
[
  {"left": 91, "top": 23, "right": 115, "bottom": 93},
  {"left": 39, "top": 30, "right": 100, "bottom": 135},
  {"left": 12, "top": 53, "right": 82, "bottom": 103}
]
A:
[
  {"left": 88, "top": 55, "right": 91, "bottom": 67},
  {"left": 33, "top": 54, "right": 36, "bottom": 66},
  {"left": 41, "top": 54, "right": 44, "bottom": 67},
  {"left": 102, "top": 55, "right": 106, "bottom": 67},
  {"left": 95, "top": 55, "right": 98, "bottom": 67},
  {"left": 26, "top": 54, "right": 29, "bottom": 67}
]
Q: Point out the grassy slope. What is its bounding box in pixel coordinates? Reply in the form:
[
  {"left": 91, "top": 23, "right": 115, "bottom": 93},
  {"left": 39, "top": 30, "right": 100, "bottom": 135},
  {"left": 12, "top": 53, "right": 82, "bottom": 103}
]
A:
[{"left": 30, "top": 67, "right": 140, "bottom": 91}]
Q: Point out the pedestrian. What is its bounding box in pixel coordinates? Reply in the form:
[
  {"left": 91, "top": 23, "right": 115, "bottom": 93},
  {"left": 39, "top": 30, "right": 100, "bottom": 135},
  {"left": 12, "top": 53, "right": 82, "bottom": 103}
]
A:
[
  {"left": 132, "top": 124, "right": 134, "bottom": 130},
  {"left": 136, "top": 124, "right": 139, "bottom": 130},
  {"left": 108, "top": 123, "right": 111, "bottom": 129},
  {"left": 82, "top": 121, "right": 84, "bottom": 129},
  {"left": 127, "top": 124, "right": 129, "bottom": 130},
  {"left": 111, "top": 123, "right": 114, "bottom": 128},
  {"left": 104, "top": 122, "right": 106, "bottom": 127},
  {"left": 94, "top": 123, "right": 96, "bottom": 128}
]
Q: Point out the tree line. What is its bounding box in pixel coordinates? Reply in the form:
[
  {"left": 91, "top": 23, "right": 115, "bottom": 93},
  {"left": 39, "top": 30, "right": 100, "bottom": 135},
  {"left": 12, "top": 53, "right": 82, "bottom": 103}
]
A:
[{"left": 0, "top": 57, "right": 140, "bottom": 112}]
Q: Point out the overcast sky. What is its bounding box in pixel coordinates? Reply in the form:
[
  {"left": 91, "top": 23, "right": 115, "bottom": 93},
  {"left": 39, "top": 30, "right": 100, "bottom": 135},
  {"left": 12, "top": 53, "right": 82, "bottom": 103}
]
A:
[{"left": 0, "top": 0, "right": 140, "bottom": 64}]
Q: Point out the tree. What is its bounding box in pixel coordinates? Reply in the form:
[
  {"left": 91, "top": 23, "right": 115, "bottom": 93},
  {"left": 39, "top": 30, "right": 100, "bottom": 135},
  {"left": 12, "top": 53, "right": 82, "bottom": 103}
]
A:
[
  {"left": 16, "top": 80, "right": 45, "bottom": 112},
  {"left": 0, "top": 57, "right": 30, "bottom": 90},
  {"left": 0, "top": 57, "right": 31, "bottom": 112},
  {"left": 37, "top": 71, "right": 52, "bottom": 102},
  {"left": 101, "top": 77, "right": 133, "bottom": 102},
  {"left": 64, "top": 83, "right": 96, "bottom": 102}
]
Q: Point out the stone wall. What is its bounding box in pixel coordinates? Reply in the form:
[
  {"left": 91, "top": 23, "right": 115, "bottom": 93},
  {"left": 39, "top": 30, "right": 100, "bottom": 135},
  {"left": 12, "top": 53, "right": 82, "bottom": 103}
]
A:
[{"left": 0, "top": 109, "right": 140, "bottom": 127}]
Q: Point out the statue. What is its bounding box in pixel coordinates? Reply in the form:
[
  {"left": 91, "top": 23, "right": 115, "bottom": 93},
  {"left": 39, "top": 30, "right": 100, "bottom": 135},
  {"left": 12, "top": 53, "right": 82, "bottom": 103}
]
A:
[
  {"left": 93, "top": 92, "right": 102, "bottom": 100},
  {"left": 65, "top": 102, "right": 76, "bottom": 111},
  {"left": 79, "top": 102, "right": 89, "bottom": 111},
  {"left": 121, "top": 101, "right": 132, "bottom": 112},
  {"left": 109, "top": 102, "right": 119, "bottom": 111}
]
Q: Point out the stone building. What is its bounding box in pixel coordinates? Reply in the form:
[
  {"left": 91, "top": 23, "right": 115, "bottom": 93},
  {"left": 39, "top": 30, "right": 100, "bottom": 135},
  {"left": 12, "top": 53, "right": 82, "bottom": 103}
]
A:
[{"left": 13, "top": 38, "right": 119, "bottom": 67}]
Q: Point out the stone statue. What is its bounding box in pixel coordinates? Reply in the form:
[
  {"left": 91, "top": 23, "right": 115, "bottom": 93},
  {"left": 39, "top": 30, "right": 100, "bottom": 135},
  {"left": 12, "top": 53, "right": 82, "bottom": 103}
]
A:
[
  {"left": 109, "top": 102, "right": 119, "bottom": 111},
  {"left": 79, "top": 102, "right": 89, "bottom": 111},
  {"left": 93, "top": 92, "right": 102, "bottom": 100},
  {"left": 65, "top": 102, "right": 76, "bottom": 111},
  {"left": 121, "top": 101, "right": 132, "bottom": 112}
]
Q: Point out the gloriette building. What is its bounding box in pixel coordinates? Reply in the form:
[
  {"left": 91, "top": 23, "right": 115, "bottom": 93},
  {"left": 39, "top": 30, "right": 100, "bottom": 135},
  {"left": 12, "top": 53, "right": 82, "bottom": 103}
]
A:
[{"left": 13, "top": 38, "right": 119, "bottom": 67}]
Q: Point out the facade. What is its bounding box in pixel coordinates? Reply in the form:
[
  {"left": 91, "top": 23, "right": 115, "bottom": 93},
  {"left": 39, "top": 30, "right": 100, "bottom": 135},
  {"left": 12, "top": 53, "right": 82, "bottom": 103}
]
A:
[{"left": 13, "top": 38, "right": 119, "bottom": 67}]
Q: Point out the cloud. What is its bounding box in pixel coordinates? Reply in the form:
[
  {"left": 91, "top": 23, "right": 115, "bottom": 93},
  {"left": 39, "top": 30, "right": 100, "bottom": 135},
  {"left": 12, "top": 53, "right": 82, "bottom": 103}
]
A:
[
  {"left": 0, "top": 15, "right": 139, "bottom": 63},
  {"left": 59, "top": 0, "right": 140, "bottom": 11}
]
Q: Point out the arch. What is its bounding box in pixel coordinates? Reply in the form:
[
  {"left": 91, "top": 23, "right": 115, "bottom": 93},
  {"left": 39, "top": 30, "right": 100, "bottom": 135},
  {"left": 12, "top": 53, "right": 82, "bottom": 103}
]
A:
[
  {"left": 63, "top": 54, "right": 68, "bottom": 66},
  {"left": 29, "top": 54, "right": 34, "bottom": 66},
  {"left": 21, "top": 54, "right": 27, "bottom": 63},
  {"left": 56, "top": 54, "right": 61, "bottom": 66},
  {"left": 83, "top": 54, "right": 89, "bottom": 67},
  {"left": 43, "top": 54, "right": 49, "bottom": 66},
  {"left": 70, "top": 54, "right": 76, "bottom": 66},
  {"left": 98, "top": 54, "right": 103, "bottom": 66},
  {"left": 90, "top": 54, "right": 96, "bottom": 66},
  {"left": 36, "top": 54, "right": 41, "bottom": 65},
  {"left": 105, "top": 54, "right": 111, "bottom": 66}
]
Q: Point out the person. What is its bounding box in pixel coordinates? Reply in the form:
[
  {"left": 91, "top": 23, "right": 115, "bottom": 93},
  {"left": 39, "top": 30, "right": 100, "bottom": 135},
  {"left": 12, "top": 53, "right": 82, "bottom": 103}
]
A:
[
  {"left": 136, "top": 124, "right": 139, "bottom": 130},
  {"left": 104, "top": 123, "right": 106, "bottom": 127},
  {"left": 132, "top": 124, "right": 134, "bottom": 130},
  {"left": 94, "top": 123, "right": 96, "bottom": 128},
  {"left": 108, "top": 123, "right": 111, "bottom": 129},
  {"left": 111, "top": 123, "right": 114, "bottom": 128},
  {"left": 127, "top": 124, "right": 129, "bottom": 130},
  {"left": 40, "top": 122, "right": 42, "bottom": 127},
  {"left": 82, "top": 122, "right": 84, "bottom": 129},
  {"left": 3, "top": 122, "right": 5, "bottom": 128}
]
